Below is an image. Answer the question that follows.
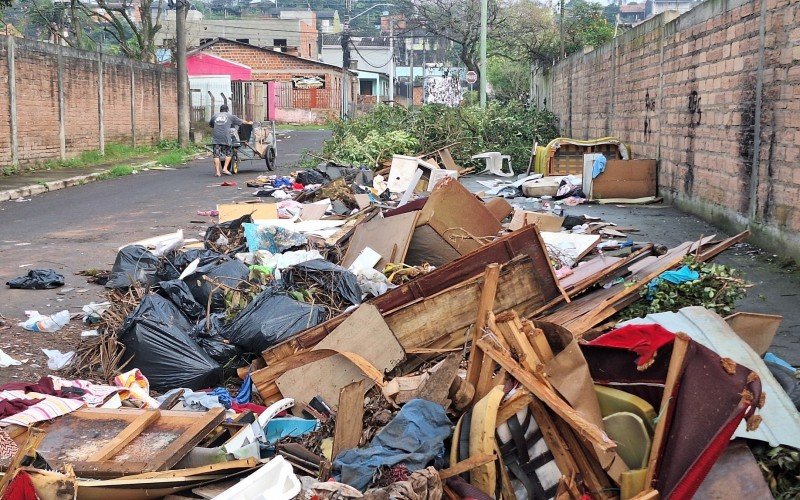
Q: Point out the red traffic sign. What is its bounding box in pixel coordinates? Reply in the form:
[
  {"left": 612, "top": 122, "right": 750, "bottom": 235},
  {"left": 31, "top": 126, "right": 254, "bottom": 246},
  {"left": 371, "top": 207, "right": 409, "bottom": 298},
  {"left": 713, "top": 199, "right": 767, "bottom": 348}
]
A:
[{"left": 466, "top": 70, "right": 477, "bottom": 84}]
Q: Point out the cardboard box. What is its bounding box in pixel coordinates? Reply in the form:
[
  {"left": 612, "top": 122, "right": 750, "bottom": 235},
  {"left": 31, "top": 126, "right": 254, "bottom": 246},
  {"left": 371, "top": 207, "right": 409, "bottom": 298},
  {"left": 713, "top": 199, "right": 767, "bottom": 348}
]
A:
[
  {"left": 508, "top": 210, "right": 565, "bottom": 232},
  {"left": 591, "top": 159, "right": 657, "bottom": 199}
]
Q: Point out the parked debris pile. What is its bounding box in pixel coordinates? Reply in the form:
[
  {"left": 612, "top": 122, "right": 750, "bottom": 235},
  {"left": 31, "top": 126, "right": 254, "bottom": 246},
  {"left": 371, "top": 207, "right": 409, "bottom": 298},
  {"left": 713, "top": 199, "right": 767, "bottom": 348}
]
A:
[{"left": 2, "top": 154, "right": 797, "bottom": 500}]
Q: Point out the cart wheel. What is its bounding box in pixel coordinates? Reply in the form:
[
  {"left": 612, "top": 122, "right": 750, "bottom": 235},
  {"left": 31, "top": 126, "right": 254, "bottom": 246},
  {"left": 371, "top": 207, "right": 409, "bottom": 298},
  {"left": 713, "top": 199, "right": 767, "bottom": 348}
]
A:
[
  {"left": 232, "top": 157, "right": 239, "bottom": 174},
  {"left": 265, "top": 147, "right": 276, "bottom": 171}
]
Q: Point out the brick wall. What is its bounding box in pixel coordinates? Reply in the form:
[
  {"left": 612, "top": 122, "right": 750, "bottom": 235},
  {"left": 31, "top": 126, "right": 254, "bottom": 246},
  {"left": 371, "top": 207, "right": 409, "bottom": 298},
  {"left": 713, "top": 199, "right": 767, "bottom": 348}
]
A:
[
  {"left": 0, "top": 36, "right": 178, "bottom": 167},
  {"left": 541, "top": 0, "right": 800, "bottom": 260}
]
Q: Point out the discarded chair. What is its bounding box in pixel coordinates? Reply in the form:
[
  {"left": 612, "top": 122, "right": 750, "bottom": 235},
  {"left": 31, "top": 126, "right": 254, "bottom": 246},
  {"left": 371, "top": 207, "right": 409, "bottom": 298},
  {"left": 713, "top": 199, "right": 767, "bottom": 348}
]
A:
[{"left": 472, "top": 152, "right": 513, "bottom": 177}]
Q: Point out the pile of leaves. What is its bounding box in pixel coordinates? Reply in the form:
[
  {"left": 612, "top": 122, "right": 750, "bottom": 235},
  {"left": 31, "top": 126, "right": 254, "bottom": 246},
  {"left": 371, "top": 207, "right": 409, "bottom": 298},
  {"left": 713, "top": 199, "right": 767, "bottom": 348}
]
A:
[
  {"left": 618, "top": 257, "right": 749, "bottom": 321},
  {"left": 322, "top": 102, "right": 559, "bottom": 171},
  {"left": 752, "top": 444, "right": 800, "bottom": 499}
]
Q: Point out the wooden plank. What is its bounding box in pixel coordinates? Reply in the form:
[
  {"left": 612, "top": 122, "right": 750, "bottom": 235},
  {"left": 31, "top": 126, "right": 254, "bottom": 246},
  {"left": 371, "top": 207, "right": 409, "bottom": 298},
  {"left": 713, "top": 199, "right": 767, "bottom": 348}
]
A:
[
  {"left": 332, "top": 381, "right": 365, "bottom": 459},
  {"left": 217, "top": 203, "right": 277, "bottom": 222},
  {"left": 439, "top": 454, "right": 495, "bottom": 480},
  {"left": 466, "top": 264, "right": 501, "bottom": 391},
  {"left": 122, "top": 458, "right": 260, "bottom": 480},
  {"left": 0, "top": 429, "right": 44, "bottom": 495},
  {"left": 477, "top": 338, "right": 615, "bottom": 453},
  {"left": 495, "top": 390, "right": 533, "bottom": 426},
  {"left": 412, "top": 354, "right": 461, "bottom": 407},
  {"left": 697, "top": 230, "right": 750, "bottom": 262},
  {"left": 89, "top": 410, "right": 161, "bottom": 462},
  {"left": 645, "top": 335, "right": 689, "bottom": 489}
]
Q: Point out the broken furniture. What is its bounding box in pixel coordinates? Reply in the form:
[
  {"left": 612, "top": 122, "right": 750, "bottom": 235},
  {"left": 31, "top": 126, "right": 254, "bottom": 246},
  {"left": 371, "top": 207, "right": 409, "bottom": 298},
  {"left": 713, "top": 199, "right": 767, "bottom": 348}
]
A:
[
  {"left": 472, "top": 152, "right": 513, "bottom": 177},
  {"left": 535, "top": 137, "right": 630, "bottom": 176}
]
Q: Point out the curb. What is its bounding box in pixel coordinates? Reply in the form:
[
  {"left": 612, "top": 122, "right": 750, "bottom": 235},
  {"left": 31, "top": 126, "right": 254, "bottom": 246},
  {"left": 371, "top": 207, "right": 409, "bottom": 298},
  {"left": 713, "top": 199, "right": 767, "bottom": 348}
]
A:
[{"left": 0, "top": 155, "right": 201, "bottom": 203}]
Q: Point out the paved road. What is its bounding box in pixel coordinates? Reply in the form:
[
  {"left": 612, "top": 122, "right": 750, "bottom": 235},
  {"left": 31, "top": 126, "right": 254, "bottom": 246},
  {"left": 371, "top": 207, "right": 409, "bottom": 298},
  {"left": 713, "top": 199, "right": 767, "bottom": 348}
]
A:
[{"left": 0, "top": 130, "right": 330, "bottom": 382}]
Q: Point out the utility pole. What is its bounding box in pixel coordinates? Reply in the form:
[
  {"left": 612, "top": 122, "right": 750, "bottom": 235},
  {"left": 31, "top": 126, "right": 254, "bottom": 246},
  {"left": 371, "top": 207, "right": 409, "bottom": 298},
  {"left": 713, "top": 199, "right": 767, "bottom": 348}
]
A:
[
  {"left": 341, "top": 0, "right": 351, "bottom": 119},
  {"left": 422, "top": 37, "right": 427, "bottom": 105},
  {"left": 559, "top": 0, "right": 565, "bottom": 59},
  {"left": 409, "top": 34, "right": 414, "bottom": 109},
  {"left": 388, "top": 20, "right": 395, "bottom": 105},
  {"left": 479, "top": 0, "right": 487, "bottom": 107},
  {"left": 176, "top": 0, "right": 190, "bottom": 147}
]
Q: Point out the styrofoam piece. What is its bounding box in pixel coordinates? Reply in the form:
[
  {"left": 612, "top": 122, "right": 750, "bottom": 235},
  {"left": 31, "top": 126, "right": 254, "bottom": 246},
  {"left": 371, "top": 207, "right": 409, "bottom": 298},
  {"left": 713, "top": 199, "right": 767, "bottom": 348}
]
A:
[{"left": 214, "top": 456, "right": 300, "bottom": 500}]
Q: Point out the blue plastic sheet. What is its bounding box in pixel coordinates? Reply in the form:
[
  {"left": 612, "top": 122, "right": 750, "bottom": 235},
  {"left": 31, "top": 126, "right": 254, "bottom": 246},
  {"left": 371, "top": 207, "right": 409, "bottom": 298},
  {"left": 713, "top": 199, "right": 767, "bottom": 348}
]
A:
[
  {"left": 265, "top": 417, "right": 319, "bottom": 445},
  {"left": 592, "top": 155, "right": 607, "bottom": 179},
  {"left": 646, "top": 265, "right": 700, "bottom": 299},
  {"left": 333, "top": 399, "right": 451, "bottom": 490}
]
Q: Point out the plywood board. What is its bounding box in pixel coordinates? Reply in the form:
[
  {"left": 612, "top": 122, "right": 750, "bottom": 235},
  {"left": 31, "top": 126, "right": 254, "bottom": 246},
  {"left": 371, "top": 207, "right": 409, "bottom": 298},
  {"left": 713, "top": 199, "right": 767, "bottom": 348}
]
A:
[
  {"left": 592, "top": 160, "right": 657, "bottom": 200},
  {"left": 35, "top": 408, "right": 224, "bottom": 478},
  {"left": 341, "top": 211, "right": 419, "bottom": 270},
  {"left": 299, "top": 203, "right": 328, "bottom": 221},
  {"left": 276, "top": 304, "right": 404, "bottom": 410},
  {"left": 724, "top": 312, "right": 782, "bottom": 356},
  {"left": 217, "top": 203, "right": 278, "bottom": 222}
]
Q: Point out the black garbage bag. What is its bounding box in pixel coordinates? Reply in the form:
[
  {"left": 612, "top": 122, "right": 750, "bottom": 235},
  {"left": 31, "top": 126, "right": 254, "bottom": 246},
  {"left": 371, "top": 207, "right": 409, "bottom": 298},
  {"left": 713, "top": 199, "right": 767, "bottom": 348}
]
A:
[
  {"left": 7, "top": 269, "right": 65, "bottom": 289},
  {"left": 221, "top": 288, "right": 325, "bottom": 353},
  {"left": 106, "top": 245, "right": 161, "bottom": 290},
  {"left": 159, "top": 280, "right": 205, "bottom": 320},
  {"left": 191, "top": 314, "right": 244, "bottom": 365},
  {"left": 204, "top": 214, "right": 252, "bottom": 255},
  {"left": 295, "top": 169, "right": 328, "bottom": 185},
  {"left": 160, "top": 248, "right": 228, "bottom": 281},
  {"left": 119, "top": 294, "right": 221, "bottom": 391},
  {"left": 184, "top": 259, "right": 250, "bottom": 313},
  {"left": 283, "top": 259, "right": 363, "bottom": 308}
]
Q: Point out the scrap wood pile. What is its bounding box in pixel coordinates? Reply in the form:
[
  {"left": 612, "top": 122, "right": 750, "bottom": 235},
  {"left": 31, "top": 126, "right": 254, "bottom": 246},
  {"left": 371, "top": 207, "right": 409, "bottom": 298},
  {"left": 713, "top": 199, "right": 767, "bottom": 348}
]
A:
[{"left": 2, "top": 153, "right": 799, "bottom": 500}]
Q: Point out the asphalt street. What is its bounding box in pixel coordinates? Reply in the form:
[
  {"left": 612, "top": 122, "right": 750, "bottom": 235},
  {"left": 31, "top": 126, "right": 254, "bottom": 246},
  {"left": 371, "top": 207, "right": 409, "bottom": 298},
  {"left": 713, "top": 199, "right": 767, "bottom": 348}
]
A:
[{"left": 0, "top": 130, "right": 331, "bottom": 365}]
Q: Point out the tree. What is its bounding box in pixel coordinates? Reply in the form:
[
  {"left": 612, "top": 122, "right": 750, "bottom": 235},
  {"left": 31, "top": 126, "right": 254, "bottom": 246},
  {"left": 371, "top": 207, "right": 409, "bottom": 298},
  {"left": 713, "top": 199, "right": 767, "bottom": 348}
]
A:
[
  {"left": 498, "top": 0, "right": 559, "bottom": 64},
  {"left": 562, "top": 0, "right": 613, "bottom": 54},
  {"left": 75, "top": 0, "right": 165, "bottom": 62},
  {"left": 399, "top": 0, "right": 506, "bottom": 76}
]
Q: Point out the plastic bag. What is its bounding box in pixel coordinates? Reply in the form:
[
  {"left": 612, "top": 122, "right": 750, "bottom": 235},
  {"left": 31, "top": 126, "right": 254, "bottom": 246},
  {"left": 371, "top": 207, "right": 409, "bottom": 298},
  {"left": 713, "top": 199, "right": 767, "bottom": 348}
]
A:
[
  {"left": 161, "top": 248, "right": 228, "bottom": 281},
  {"left": 159, "top": 280, "right": 205, "bottom": 319},
  {"left": 192, "top": 314, "right": 245, "bottom": 365},
  {"left": 243, "top": 223, "right": 307, "bottom": 253},
  {"left": 221, "top": 287, "right": 324, "bottom": 353},
  {"left": 106, "top": 245, "right": 161, "bottom": 290},
  {"left": 283, "top": 259, "right": 363, "bottom": 308},
  {"left": 119, "top": 294, "right": 221, "bottom": 391},
  {"left": 18, "top": 310, "right": 70, "bottom": 332},
  {"left": 204, "top": 214, "right": 252, "bottom": 255},
  {"left": 295, "top": 169, "right": 328, "bottom": 185},
  {"left": 184, "top": 259, "right": 250, "bottom": 313},
  {"left": 42, "top": 349, "right": 75, "bottom": 370},
  {"left": 7, "top": 269, "right": 65, "bottom": 289}
]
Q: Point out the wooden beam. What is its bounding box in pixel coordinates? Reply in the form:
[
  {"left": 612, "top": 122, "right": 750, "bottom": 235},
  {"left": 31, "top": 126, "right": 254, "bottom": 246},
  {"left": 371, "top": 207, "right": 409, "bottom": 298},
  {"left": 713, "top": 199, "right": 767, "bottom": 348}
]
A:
[
  {"left": 89, "top": 410, "right": 161, "bottom": 462},
  {"left": 438, "top": 454, "right": 496, "bottom": 479},
  {"left": 645, "top": 335, "right": 689, "bottom": 489},
  {"left": 332, "top": 380, "right": 365, "bottom": 459},
  {"left": 466, "top": 264, "right": 501, "bottom": 391},
  {"left": 476, "top": 338, "right": 615, "bottom": 453}
]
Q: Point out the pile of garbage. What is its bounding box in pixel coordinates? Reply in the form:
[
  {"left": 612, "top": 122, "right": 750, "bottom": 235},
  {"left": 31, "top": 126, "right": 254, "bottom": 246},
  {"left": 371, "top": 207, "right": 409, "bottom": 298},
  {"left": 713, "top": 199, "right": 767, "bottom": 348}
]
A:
[{"left": 2, "top": 150, "right": 799, "bottom": 500}]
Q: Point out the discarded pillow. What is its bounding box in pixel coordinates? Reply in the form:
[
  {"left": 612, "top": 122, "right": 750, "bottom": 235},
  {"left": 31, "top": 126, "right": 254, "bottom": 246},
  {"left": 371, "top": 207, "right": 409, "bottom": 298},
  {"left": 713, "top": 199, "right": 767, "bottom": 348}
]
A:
[{"left": 7, "top": 269, "right": 65, "bottom": 290}]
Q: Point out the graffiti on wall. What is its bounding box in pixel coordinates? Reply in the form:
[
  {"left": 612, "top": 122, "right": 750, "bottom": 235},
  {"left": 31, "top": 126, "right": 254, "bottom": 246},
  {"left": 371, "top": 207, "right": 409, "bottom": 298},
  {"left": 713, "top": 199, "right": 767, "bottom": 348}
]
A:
[
  {"left": 688, "top": 90, "right": 702, "bottom": 128},
  {"left": 644, "top": 90, "right": 657, "bottom": 140}
]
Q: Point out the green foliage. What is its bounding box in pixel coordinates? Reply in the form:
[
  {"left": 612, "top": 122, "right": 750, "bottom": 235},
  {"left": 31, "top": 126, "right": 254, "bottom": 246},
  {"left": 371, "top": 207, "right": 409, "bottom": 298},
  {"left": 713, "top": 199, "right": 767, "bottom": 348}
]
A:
[
  {"left": 96, "top": 164, "right": 135, "bottom": 180},
  {"left": 323, "top": 102, "right": 559, "bottom": 172},
  {"left": 618, "top": 257, "right": 749, "bottom": 321},
  {"left": 564, "top": 0, "right": 615, "bottom": 54},
  {"left": 487, "top": 57, "right": 532, "bottom": 103},
  {"left": 752, "top": 444, "right": 800, "bottom": 499}
]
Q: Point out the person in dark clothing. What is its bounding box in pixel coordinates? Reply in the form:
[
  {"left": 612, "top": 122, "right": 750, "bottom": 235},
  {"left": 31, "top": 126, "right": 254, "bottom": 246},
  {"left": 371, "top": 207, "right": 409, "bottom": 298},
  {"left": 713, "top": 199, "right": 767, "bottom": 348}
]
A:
[{"left": 209, "top": 105, "right": 251, "bottom": 176}]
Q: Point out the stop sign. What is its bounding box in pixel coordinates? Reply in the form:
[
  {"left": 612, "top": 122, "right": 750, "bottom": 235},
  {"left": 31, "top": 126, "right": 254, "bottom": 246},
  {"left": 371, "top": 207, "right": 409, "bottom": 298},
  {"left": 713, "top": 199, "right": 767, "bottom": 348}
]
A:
[{"left": 466, "top": 70, "right": 477, "bottom": 84}]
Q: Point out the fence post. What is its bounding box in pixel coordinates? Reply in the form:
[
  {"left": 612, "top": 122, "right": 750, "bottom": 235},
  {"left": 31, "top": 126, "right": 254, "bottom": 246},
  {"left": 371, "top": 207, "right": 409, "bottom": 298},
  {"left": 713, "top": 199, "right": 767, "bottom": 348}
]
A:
[
  {"left": 97, "top": 51, "right": 105, "bottom": 155},
  {"left": 157, "top": 69, "right": 163, "bottom": 141},
  {"left": 7, "top": 36, "right": 18, "bottom": 166},
  {"left": 130, "top": 62, "right": 136, "bottom": 147},
  {"left": 57, "top": 45, "right": 66, "bottom": 161}
]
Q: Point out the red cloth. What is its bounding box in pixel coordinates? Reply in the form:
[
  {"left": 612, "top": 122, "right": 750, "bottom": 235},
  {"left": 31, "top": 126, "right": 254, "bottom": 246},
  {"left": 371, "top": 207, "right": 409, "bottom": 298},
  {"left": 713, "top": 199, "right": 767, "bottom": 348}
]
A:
[
  {"left": 586, "top": 323, "right": 675, "bottom": 367},
  {"left": 231, "top": 402, "right": 267, "bottom": 415},
  {"left": 0, "top": 376, "right": 84, "bottom": 400},
  {"left": 2, "top": 471, "right": 38, "bottom": 500},
  {"left": 0, "top": 399, "right": 44, "bottom": 420}
]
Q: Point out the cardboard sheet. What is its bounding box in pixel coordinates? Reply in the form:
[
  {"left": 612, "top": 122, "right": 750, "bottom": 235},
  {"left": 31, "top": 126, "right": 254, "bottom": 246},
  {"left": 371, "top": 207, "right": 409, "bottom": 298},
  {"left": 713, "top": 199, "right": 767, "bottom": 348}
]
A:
[
  {"left": 341, "top": 211, "right": 419, "bottom": 270},
  {"left": 509, "top": 210, "right": 565, "bottom": 232},
  {"left": 218, "top": 203, "right": 278, "bottom": 222},
  {"left": 540, "top": 232, "right": 600, "bottom": 266}
]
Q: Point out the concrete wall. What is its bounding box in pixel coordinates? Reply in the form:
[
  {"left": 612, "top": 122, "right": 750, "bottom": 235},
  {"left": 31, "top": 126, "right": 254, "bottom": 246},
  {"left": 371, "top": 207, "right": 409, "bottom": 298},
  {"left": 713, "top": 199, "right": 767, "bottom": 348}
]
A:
[
  {"left": 0, "top": 36, "right": 177, "bottom": 167},
  {"left": 540, "top": 0, "right": 800, "bottom": 261}
]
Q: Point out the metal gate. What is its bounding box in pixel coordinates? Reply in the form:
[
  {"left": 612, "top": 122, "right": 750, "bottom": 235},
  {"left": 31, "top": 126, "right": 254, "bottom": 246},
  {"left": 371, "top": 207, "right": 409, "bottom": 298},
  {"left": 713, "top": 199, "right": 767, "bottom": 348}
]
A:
[{"left": 231, "top": 81, "right": 267, "bottom": 122}]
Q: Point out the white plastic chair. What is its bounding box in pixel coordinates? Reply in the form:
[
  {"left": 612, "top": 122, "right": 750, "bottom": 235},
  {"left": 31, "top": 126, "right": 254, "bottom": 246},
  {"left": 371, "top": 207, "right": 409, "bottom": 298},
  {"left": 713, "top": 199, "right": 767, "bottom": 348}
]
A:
[{"left": 472, "top": 152, "right": 513, "bottom": 177}]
